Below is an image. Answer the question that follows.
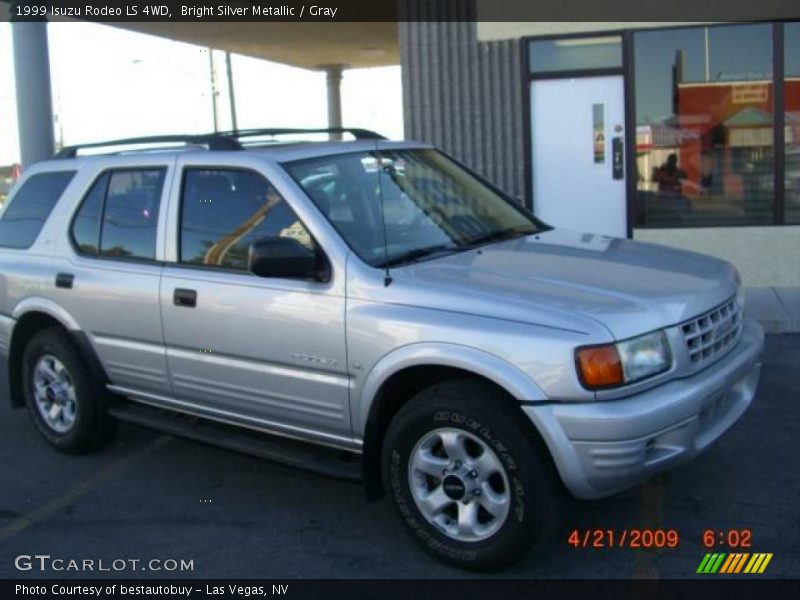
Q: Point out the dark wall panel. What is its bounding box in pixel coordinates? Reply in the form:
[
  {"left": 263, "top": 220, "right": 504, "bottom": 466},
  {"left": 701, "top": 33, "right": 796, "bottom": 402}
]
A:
[{"left": 399, "top": 7, "right": 526, "bottom": 202}]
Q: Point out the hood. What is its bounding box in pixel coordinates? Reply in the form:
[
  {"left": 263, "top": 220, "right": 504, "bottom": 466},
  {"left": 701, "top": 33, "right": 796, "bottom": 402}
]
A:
[{"left": 388, "top": 229, "right": 738, "bottom": 340}]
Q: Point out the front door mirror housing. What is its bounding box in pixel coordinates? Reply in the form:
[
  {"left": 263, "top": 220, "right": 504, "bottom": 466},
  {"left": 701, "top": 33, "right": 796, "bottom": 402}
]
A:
[{"left": 248, "top": 237, "right": 330, "bottom": 282}]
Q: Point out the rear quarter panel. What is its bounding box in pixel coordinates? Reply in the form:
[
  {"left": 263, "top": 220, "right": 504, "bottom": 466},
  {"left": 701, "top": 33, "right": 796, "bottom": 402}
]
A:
[{"left": 0, "top": 161, "right": 83, "bottom": 354}]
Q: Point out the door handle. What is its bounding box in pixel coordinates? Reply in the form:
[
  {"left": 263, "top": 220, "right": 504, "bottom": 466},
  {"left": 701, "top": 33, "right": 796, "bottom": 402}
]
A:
[
  {"left": 173, "top": 288, "right": 197, "bottom": 308},
  {"left": 612, "top": 137, "right": 624, "bottom": 180},
  {"left": 55, "top": 273, "right": 74, "bottom": 289}
]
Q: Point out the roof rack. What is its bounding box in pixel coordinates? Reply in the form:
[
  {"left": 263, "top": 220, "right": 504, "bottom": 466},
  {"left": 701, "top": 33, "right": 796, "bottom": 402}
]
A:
[
  {"left": 220, "top": 127, "right": 386, "bottom": 141},
  {"left": 54, "top": 134, "right": 240, "bottom": 159},
  {"left": 53, "top": 127, "right": 386, "bottom": 159}
]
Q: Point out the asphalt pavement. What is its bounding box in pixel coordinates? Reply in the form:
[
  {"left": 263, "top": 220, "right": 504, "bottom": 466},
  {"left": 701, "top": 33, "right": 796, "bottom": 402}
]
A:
[{"left": 1, "top": 335, "right": 798, "bottom": 579}]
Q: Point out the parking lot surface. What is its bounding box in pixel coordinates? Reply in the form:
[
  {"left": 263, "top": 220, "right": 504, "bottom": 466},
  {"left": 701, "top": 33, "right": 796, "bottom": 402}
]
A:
[{"left": 1, "top": 335, "right": 798, "bottom": 579}]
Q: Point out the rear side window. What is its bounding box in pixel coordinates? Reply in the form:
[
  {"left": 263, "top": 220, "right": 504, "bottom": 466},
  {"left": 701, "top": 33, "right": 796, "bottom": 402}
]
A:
[
  {"left": 0, "top": 171, "right": 75, "bottom": 249},
  {"left": 179, "top": 168, "right": 314, "bottom": 271},
  {"left": 71, "top": 173, "right": 107, "bottom": 254},
  {"left": 70, "top": 168, "right": 165, "bottom": 260}
]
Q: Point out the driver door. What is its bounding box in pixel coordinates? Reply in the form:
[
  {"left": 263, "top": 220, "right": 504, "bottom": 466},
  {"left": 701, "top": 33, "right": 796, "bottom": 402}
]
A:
[{"left": 158, "top": 163, "right": 350, "bottom": 441}]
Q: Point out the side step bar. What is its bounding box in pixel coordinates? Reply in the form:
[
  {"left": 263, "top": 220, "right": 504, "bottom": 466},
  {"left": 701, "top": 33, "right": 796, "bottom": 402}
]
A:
[{"left": 108, "top": 401, "right": 362, "bottom": 482}]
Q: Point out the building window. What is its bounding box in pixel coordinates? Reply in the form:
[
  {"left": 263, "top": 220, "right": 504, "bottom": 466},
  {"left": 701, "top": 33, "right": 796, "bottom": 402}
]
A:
[
  {"left": 179, "top": 168, "right": 314, "bottom": 272},
  {"left": 785, "top": 22, "right": 800, "bottom": 224},
  {"left": 529, "top": 36, "right": 622, "bottom": 74},
  {"left": 634, "top": 24, "right": 774, "bottom": 227},
  {"left": 0, "top": 171, "right": 75, "bottom": 249}
]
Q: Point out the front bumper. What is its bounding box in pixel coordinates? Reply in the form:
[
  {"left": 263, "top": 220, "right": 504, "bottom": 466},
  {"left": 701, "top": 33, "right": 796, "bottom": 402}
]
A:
[{"left": 523, "top": 319, "right": 764, "bottom": 499}]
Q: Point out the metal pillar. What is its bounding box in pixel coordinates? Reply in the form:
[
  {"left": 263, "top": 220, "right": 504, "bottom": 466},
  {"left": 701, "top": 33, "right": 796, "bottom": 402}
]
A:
[
  {"left": 12, "top": 21, "right": 56, "bottom": 169},
  {"left": 225, "top": 51, "right": 238, "bottom": 131},
  {"left": 208, "top": 48, "right": 219, "bottom": 132},
  {"left": 323, "top": 65, "right": 344, "bottom": 138}
]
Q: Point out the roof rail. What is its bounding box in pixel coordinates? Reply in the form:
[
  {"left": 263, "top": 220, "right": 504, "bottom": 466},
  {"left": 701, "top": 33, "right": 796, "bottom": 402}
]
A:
[
  {"left": 54, "top": 134, "right": 241, "bottom": 159},
  {"left": 53, "top": 127, "right": 386, "bottom": 159},
  {"left": 221, "top": 127, "right": 387, "bottom": 141}
]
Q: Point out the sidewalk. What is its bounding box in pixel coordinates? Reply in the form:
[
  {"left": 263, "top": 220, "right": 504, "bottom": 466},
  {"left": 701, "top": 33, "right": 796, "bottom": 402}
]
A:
[{"left": 746, "top": 287, "right": 800, "bottom": 334}]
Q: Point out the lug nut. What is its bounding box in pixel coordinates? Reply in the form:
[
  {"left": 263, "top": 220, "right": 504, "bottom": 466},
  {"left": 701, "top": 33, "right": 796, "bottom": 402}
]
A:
[
  {"left": 454, "top": 461, "right": 462, "bottom": 469},
  {"left": 472, "top": 488, "right": 482, "bottom": 496},
  {"left": 467, "top": 469, "right": 478, "bottom": 479}
]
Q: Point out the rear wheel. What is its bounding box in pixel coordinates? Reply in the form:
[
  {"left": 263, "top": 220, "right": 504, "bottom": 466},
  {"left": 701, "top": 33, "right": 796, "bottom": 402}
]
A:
[
  {"left": 382, "top": 378, "right": 561, "bottom": 570},
  {"left": 22, "top": 328, "right": 117, "bottom": 453}
]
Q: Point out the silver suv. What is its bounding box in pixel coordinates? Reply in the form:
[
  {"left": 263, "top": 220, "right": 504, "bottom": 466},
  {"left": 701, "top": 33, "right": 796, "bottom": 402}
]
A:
[{"left": 0, "top": 129, "right": 763, "bottom": 569}]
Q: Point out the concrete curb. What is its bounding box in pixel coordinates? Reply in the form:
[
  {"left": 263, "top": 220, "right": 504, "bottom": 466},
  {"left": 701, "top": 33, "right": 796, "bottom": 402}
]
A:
[{"left": 745, "top": 287, "right": 800, "bottom": 334}]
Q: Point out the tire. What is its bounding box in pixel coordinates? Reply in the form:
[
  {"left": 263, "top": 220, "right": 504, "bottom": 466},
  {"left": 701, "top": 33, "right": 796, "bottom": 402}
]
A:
[
  {"left": 382, "top": 378, "right": 561, "bottom": 570},
  {"left": 21, "top": 327, "right": 117, "bottom": 453}
]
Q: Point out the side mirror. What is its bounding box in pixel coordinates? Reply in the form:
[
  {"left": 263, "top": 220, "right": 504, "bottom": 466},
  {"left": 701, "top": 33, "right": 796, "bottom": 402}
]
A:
[{"left": 248, "top": 237, "right": 329, "bottom": 282}]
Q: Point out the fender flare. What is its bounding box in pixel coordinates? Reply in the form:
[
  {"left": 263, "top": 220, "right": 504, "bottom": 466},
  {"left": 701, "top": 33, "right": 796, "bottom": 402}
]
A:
[
  {"left": 11, "top": 297, "right": 81, "bottom": 331},
  {"left": 7, "top": 298, "right": 107, "bottom": 407},
  {"left": 354, "top": 342, "right": 548, "bottom": 437}
]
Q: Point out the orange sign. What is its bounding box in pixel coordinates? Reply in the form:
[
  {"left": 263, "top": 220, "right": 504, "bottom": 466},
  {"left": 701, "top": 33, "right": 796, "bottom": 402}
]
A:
[{"left": 732, "top": 85, "right": 769, "bottom": 104}]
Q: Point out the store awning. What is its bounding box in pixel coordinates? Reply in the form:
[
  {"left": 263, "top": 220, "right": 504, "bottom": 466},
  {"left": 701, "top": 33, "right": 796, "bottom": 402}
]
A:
[
  {"left": 724, "top": 107, "right": 774, "bottom": 128},
  {"left": 116, "top": 22, "right": 399, "bottom": 70}
]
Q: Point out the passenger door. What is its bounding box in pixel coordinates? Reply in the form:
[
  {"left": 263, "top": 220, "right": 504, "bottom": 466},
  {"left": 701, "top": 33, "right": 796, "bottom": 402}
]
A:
[
  {"left": 53, "top": 164, "right": 172, "bottom": 395},
  {"left": 159, "top": 161, "right": 350, "bottom": 444}
]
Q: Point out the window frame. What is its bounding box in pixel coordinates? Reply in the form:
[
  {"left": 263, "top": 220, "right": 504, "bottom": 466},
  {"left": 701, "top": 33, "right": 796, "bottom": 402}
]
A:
[
  {"left": 175, "top": 165, "right": 327, "bottom": 278},
  {"left": 68, "top": 166, "right": 168, "bottom": 265},
  {"left": 521, "top": 22, "right": 798, "bottom": 232},
  {"left": 0, "top": 170, "right": 77, "bottom": 250}
]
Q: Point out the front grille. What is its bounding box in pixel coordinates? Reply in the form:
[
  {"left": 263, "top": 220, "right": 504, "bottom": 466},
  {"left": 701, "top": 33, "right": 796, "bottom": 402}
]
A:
[{"left": 681, "top": 297, "right": 742, "bottom": 368}]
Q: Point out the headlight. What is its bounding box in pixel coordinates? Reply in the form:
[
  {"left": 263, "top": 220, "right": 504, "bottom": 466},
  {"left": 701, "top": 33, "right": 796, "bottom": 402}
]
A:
[{"left": 575, "top": 330, "right": 672, "bottom": 390}]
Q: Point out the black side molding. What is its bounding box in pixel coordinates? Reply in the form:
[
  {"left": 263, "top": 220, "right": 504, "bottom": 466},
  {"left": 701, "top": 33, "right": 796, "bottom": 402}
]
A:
[{"left": 67, "top": 330, "right": 109, "bottom": 384}]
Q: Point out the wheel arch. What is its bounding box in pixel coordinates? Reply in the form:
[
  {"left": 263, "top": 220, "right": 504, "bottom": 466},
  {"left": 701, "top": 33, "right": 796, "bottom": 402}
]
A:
[
  {"left": 7, "top": 300, "right": 106, "bottom": 408},
  {"left": 358, "top": 343, "right": 549, "bottom": 499}
]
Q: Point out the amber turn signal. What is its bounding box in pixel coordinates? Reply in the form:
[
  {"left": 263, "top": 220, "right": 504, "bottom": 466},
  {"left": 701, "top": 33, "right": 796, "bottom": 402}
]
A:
[{"left": 575, "top": 344, "right": 624, "bottom": 388}]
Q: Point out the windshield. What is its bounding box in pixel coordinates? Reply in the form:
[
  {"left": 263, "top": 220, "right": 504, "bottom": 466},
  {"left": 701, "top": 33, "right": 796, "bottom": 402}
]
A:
[{"left": 284, "top": 149, "right": 547, "bottom": 267}]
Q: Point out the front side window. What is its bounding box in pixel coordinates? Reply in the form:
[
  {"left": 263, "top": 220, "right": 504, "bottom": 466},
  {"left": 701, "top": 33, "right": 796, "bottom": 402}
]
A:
[
  {"left": 634, "top": 24, "right": 774, "bottom": 227},
  {"left": 70, "top": 169, "right": 164, "bottom": 260},
  {"left": 0, "top": 171, "right": 75, "bottom": 249},
  {"left": 284, "top": 149, "right": 545, "bottom": 267},
  {"left": 180, "top": 168, "right": 314, "bottom": 271}
]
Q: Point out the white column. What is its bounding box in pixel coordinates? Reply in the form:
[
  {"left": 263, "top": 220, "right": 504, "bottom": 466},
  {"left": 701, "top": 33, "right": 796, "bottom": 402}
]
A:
[
  {"left": 12, "top": 21, "right": 56, "bottom": 169},
  {"left": 324, "top": 65, "right": 344, "bottom": 137}
]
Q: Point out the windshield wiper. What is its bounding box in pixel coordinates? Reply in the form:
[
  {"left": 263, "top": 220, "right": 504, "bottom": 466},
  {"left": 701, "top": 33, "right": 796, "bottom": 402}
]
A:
[
  {"left": 464, "top": 227, "right": 536, "bottom": 248},
  {"left": 378, "top": 228, "right": 536, "bottom": 268},
  {"left": 376, "top": 244, "right": 460, "bottom": 268}
]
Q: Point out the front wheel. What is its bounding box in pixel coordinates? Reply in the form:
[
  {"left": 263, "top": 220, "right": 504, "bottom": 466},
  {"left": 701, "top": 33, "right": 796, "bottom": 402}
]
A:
[{"left": 382, "top": 379, "right": 561, "bottom": 570}]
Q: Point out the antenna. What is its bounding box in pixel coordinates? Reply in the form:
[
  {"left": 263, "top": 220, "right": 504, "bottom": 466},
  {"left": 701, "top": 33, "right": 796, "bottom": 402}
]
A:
[{"left": 374, "top": 138, "right": 392, "bottom": 287}]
